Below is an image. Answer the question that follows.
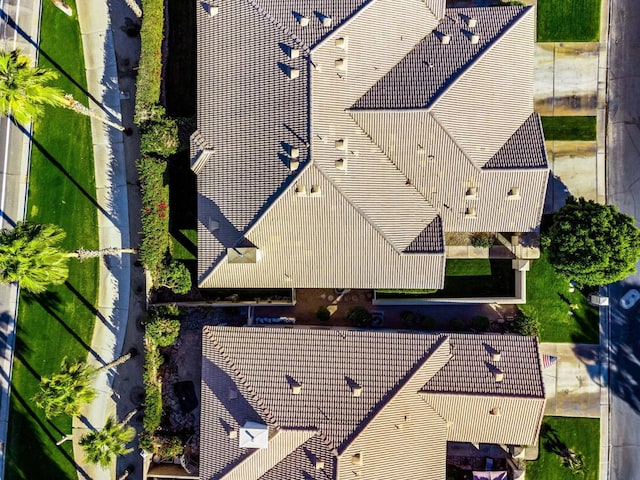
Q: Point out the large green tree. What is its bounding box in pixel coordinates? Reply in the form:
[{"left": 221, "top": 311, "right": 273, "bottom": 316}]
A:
[
  {"left": 0, "top": 50, "right": 65, "bottom": 125},
  {"left": 32, "top": 358, "right": 96, "bottom": 418},
  {"left": 547, "top": 196, "right": 640, "bottom": 286},
  {"left": 0, "top": 221, "right": 69, "bottom": 293},
  {"left": 80, "top": 414, "right": 136, "bottom": 467}
]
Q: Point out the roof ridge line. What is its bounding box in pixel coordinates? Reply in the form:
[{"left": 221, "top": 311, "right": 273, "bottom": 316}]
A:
[
  {"left": 337, "top": 334, "right": 451, "bottom": 454},
  {"left": 197, "top": 160, "right": 315, "bottom": 288},
  {"left": 203, "top": 327, "right": 280, "bottom": 427},
  {"left": 427, "top": 5, "right": 533, "bottom": 110},
  {"left": 428, "top": 109, "right": 482, "bottom": 172},
  {"left": 244, "top": 0, "right": 308, "bottom": 50}
]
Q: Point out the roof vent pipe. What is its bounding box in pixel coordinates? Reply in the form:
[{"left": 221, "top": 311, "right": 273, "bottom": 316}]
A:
[
  {"left": 291, "top": 383, "right": 302, "bottom": 395},
  {"left": 319, "top": 14, "right": 332, "bottom": 27},
  {"left": 288, "top": 68, "right": 300, "bottom": 79},
  {"left": 289, "top": 48, "right": 300, "bottom": 60},
  {"left": 492, "top": 351, "right": 501, "bottom": 362},
  {"left": 470, "top": 34, "right": 480, "bottom": 45},
  {"left": 440, "top": 34, "right": 451, "bottom": 45},
  {"left": 315, "top": 460, "right": 325, "bottom": 470},
  {"left": 494, "top": 369, "right": 504, "bottom": 382},
  {"left": 335, "top": 37, "right": 347, "bottom": 49},
  {"left": 298, "top": 16, "right": 310, "bottom": 27},
  {"left": 209, "top": 5, "right": 219, "bottom": 16},
  {"left": 467, "top": 17, "right": 477, "bottom": 28}
]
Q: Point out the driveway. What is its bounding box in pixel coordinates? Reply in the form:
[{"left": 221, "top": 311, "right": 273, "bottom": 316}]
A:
[{"left": 539, "top": 343, "right": 601, "bottom": 418}]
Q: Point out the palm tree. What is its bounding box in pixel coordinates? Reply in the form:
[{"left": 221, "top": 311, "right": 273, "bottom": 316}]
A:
[
  {"left": 32, "top": 358, "right": 96, "bottom": 418},
  {"left": 80, "top": 414, "right": 136, "bottom": 468},
  {"left": 0, "top": 221, "right": 69, "bottom": 293},
  {"left": 0, "top": 50, "right": 125, "bottom": 129},
  {"left": 32, "top": 349, "right": 137, "bottom": 418},
  {"left": 0, "top": 50, "right": 65, "bottom": 125}
]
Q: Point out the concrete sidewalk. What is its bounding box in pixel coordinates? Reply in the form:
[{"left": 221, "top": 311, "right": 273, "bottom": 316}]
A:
[{"left": 71, "top": 0, "right": 132, "bottom": 479}]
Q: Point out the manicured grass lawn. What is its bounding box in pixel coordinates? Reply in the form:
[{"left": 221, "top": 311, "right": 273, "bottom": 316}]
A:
[
  {"left": 171, "top": 228, "right": 196, "bottom": 260},
  {"left": 537, "top": 0, "right": 601, "bottom": 42},
  {"left": 519, "top": 250, "right": 598, "bottom": 343},
  {"left": 5, "top": 2, "right": 99, "bottom": 479},
  {"left": 542, "top": 116, "right": 597, "bottom": 141},
  {"left": 527, "top": 417, "right": 599, "bottom": 480},
  {"left": 446, "top": 259, "right": 492, "bottom": 276}
]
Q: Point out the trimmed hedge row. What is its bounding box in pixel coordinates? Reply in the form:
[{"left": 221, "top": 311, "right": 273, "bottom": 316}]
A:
[{"left": 137, "top": 0, "right": 164, "bottom": 110}]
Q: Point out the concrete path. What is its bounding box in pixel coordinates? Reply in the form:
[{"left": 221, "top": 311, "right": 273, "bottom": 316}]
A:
[
  {"left": 70, "top": 0, "right": 133, "bottom": 479},
  {"left": 539, "top": 343, "right": 601, "bottom": 418}
]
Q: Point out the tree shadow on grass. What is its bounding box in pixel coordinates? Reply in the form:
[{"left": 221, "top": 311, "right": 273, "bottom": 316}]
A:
[
  {"left": 7, "top": 389, "right": 91, "bottom": 479},
  {"left": 21, "top": 290, "right": 106, "bottom": 364},
  {"left": 540, "top": 423, "right": 569, "bottom": 457}
]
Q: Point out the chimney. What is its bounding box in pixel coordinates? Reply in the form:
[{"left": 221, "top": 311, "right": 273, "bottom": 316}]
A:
[
  {"left": 467, "top": 17, "right": 477, "bottom": 28},
  {"left": 440, "top": 34, "right": 451, "bottom": 44},
  {"left": 335, "top": 158, "right": 347, "bottom": 171},
  {"left": 335, "top": 58, "right": 347, "bottom": 71},
  {"left": 319, "top": 14, "right": 332, "bottom": 27},
  {"left": 298, "top": 16, "right": 310, "bottom": 27},
  {"left": 288, "top": 68, "right": 300, "bottom": 79},
  {"left": 470, "top": 34, "right": 480, "bottom": 45},
  {"left": 494, "top": 369, "right": 504, "bottom": 382}
]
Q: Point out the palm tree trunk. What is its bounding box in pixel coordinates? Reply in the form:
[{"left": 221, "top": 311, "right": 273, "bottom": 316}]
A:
[
  {"left": 69, "top": 247, "right": 137, "bottom": 262},
  {"left": 124, "top": 0, "right": 143, "bottom": 18},
  {"left": 63, "top": 94, "right": 125, "bottom": 131},
  {"left": 121, "top": 408, "right": 139, "bottom": 426},
  {"left": 50, "top": 0, "right": 73, "bottom": 16},
  {"left": 97, "top": 348, "right": 137, "bottom": 373}
]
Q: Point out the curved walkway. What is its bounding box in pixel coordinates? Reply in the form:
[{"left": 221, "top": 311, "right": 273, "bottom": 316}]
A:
[{"left": 71, "top": 0, "right": 132, "bottom": 478}]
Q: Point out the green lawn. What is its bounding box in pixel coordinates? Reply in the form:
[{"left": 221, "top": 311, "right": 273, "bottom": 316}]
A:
[
  {"left": 5, "top": 2, "right": 99, "bottom": 479},
  {"left": 520, "top": 250, "right": 599, "bottom": 343},
  {"left": 537, "top": 0, "right": 601, "bottom": 42},
  {"left": 542, "top": 116, "right": 597, "bottom": 141},
  {"left": 527, "top": 417, "right": 600, "bottom": 480}
]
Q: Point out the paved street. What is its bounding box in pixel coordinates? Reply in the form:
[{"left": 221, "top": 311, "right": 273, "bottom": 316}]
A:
[
  {"left": 0, "top": 0, "right": 41, "bottom": 477},
  {"left": 606, "top": 0, "right": 640, "bottom": 477}
]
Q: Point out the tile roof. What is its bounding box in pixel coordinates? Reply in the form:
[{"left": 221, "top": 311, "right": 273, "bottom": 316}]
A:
[
  {"left": 194, "top": 1, "right": 548, "bottom": 289},
  {"left": 200, "top": 327, "right": 546, "bottom": 480},
  {"left": 484, "top": 113, "right": 548, "bottom": 169},
  {"left": 351, "top": 6, "right": 530, "bottom": 110}
]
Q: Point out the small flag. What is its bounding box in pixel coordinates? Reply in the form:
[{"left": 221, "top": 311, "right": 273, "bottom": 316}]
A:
[{"left": 542, "top": 354, "right": 557, "bottom": 369}]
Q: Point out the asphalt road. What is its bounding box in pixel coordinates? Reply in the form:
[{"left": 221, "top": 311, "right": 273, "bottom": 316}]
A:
[{"left": 606, "top": 0, "right": 640, "bottom": 478}]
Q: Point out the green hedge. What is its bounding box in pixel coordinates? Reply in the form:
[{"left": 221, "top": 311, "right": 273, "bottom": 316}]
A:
[
  {"left": 137, "top": 0, "right": 165, "bottom": 110},
  {"left": 138, "top": 156, "right": 170, "bottom": 272}
]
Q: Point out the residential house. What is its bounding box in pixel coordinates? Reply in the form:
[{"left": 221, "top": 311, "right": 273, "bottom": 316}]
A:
[{"left": 191, "top": 0, "right": 549, "bottom": 290}]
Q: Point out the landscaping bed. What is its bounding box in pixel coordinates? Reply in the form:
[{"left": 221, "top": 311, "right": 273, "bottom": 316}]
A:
[
  {"left": 527, "top": 417, "right": 599, "bottom": 480},
  {"left": 542, "top": 116, "right": 597, "bottom": 141},
  {"left": 537, "top": 0, "right": 601, "bottom": 42},
  {"left": 6, "top": 1, "right": 99, "bottom": 478},
  {"left": 519, "top": 250, "right": 598, "bottom": 343}
]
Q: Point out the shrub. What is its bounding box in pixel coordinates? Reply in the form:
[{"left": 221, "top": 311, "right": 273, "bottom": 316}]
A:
[
  {"left": 143, "top": 381, "right": 162, "bottom": 433},
  {"left": 145, "top": 306, "right": 181, "bottom": 347},
  {"left": 316, "top": 306, "right": 330, "bottom": 322},
  {"left": 347, "top": 306, "right": 371, "bottom": 328},
  {"left": 470, "top": 233, "right": 494, "bottom": 249},
  {"left": 471, "top": 315, "right": 491, "bottom": 332},
  {"left": 136, "top": 0, "right": 165, "bottom": 110},
  {"left": 400, "top": 311, "right": 418, "bottom": 328},
  {"left": 139, "top": 104, "right": 179, "bottom": 157},
  {"left": 419, "top": 315, "right": 437, "bottom": 330},
  {"left": 138, "top": 157, "right": 170, "bottom": 272},
  {"left": 157, "top": 260, "right": 192, "bottom": 294},
  {"left": 449, "top": 318, "right": 465, "bottom": 331},
  {"left": 511, "top": 311, "right": 540, "bottom": 337}
]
